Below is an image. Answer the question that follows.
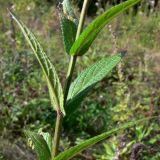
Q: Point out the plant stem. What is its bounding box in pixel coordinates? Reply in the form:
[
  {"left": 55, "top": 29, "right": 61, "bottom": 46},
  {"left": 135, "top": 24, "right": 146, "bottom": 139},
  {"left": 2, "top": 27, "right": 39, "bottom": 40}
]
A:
[
  {"left": 63, "top": 0, "right": 90, "bottom": 101},
  {"left": 52, "top": 110, "right": 63, "bottom": 157},
  {"left": 76, "top": 0, "right": 90, "bottom": 39},
  {"left": 64, "top": 55, "right": 77, "bottom": 104},
  {"left": 52, "top": 0, "right": 90, "bottom": 157}
]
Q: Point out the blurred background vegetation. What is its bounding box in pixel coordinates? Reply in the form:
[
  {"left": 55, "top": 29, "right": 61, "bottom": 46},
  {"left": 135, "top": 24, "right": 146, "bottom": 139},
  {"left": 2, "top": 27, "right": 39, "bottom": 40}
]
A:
[{"left": 0, "top": 0, "right": 160, "bottom": 159}]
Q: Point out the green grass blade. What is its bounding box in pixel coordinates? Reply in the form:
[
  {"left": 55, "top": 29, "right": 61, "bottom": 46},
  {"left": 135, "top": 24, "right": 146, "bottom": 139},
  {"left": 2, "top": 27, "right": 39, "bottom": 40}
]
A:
[
  {"left": 69, "top": 0, "right": 140, "bottom": 56},
  {"left": 53, "top": 118, "right": 153, "bottom": 160},
  {"left": 66, "top": 53, "right": 124, "bottom": 115},
  {"left": 25, "top": 131, "right": 51, "bottom": 160},
  {"left": 10, "top": 12, "right": 65, "bottom": 116}
]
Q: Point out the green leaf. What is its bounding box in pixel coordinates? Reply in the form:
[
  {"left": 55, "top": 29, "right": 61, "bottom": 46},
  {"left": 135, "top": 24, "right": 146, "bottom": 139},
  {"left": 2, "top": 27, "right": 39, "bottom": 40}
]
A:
[
  {"left": 60, "top": 0, "right": 78, "bottom": 54},
  {"left": 60, "top": 15, "right": 77, "bottom": 54},
  {"left": 62, "top": 0, "right": 77, "bottom": 21},
  {"left": 25, "top": 131, "right": 51, "bottom": 160},
  {"left": 53, "top": 118, "right": 151, "bottom": 160},
  {"left": 66, "top": 53, "right": 124, "bottom": 115},
  {"left": 69, "top": 0, "right": 140, "bottom": 56},
  {"left": 40, "top": 132, "right": 52, "bottom": 153},
  {"left": 10, "top": 12, "right": 65, "bottom": 115}
]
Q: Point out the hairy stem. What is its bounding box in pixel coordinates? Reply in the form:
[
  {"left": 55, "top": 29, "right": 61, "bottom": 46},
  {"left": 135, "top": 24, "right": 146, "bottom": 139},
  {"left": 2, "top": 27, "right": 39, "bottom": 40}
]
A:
[
  {"left": 64, "top": 55, "right": 77, "bottom": 104},
  {"left": 64, "top": 0, "right": 90, "bottom": 101},
  {"left": 64, "top": 0, "right": 90, "bottom": 100},
  {"left": 52, "top": 0, "right": 90, "bottom": 157},
  {"left": 52, "top": 111, "right": 63, "bottom": 157}
]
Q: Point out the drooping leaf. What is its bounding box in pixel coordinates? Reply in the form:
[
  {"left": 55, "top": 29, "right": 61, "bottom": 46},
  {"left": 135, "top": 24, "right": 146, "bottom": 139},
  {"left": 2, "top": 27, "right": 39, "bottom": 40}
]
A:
[
  {"left": 66, "top": 53, "right": 124, "bottom": 115},
  {"left": 25, "top": 131, "right": 51, "bottom": 160},
  {"left": 53, "top": 118, "right": 152, "bottom": 160},
  {"left": 59, "top": 0, "right": 78, "bottom": 54},
  {"left": 10, "top": 12, "right": 65, "bottom": 115},
  {"left": 69, "top": 0, "right": 140, "bottom": 56}
]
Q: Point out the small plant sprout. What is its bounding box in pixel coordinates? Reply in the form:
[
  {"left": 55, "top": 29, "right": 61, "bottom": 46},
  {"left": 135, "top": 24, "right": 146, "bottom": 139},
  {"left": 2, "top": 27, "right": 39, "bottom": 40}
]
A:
[{"left": 9, "top": 0, "right": 154, "bottom": 159}]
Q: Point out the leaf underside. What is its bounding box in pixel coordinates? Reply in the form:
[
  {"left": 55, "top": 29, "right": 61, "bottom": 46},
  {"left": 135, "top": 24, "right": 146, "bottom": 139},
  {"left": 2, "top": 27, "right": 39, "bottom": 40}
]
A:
[
  {"left": 10, "top": 12, "right": 65, "bottom": 115},
  {"left": 25, "top": 131, "right": 51, "bottom": 160},
  {"left": 40, "top": 132, "right": 52, "bottom": 153},
  {"left": 62, "top": 0, "right": 77, "bottom": 20}
]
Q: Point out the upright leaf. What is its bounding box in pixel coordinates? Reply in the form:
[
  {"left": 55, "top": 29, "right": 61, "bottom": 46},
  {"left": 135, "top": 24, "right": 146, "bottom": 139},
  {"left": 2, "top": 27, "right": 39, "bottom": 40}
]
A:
[
  {"left": 69, "top": 0, "right": 140, "bottom": 56},
  {"left": 54, "top": 118, "right": 152, "bottom": 160},
  {"left": 25, "top": 131, "right": 51, "bottom": 160},
  {"left": 60, "top": 15, "right": 77, "bottom": 54},
  {"left": 10, "top": 12, "right": 65, "bottom": 115},
  {"left": 59, "top": 0, "right": 78, "bottom": 54},
  {"left": 66, "top": 53, "right": 124, "bottom": 115}
]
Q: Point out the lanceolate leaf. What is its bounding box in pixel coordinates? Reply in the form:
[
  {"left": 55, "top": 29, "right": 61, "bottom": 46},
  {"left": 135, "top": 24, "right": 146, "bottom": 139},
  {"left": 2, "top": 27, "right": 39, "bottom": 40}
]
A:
[
  {"left": 10, "top": 12, "right": 65, "bottom": 115},
  {"left": 53, "top": 118, "right": 152, "bottom": 160},
  {"left": 60, "top": 0, "right": 78, "bottom": 54},
  {"left": 60, "top": 14, "right": 77, "bottom": 54},
  {"left": 69, "top": 0, "right": 140, "bottom": 56},
  {"left": 25, "top": 131, "right": 51, "bottom": 160},
  {"left": 66, "top": 53, "right": 124, "bottom": 115},
  {"left": 40, "top": 132, "right": 52, "bottom": 153}
]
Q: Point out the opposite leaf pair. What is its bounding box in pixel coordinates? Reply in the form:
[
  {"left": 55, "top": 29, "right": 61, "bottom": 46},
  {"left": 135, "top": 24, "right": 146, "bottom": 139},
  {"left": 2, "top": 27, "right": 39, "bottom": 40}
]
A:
[
  {"left": 25, "top": 118, "right": 151, "bottom": 160},
  {"left": 61, "top": 0, "right": 140, "bottom": 56}
]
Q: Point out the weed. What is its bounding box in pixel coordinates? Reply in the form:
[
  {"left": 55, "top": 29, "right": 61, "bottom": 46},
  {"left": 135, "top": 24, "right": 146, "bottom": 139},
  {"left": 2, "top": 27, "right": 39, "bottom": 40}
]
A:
[{"left": 9, "top": 0, "right": 155, "bottom": 159}]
